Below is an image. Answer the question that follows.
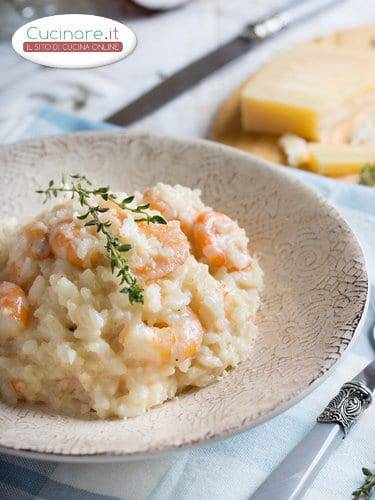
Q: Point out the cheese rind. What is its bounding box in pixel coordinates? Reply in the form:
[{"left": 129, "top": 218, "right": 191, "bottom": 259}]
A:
[
  {"left": 309, "top": 144, "right": 375, "bottom": 176},
  {"left": 241, "top": 45, "right": 375, "bottom": 141}
]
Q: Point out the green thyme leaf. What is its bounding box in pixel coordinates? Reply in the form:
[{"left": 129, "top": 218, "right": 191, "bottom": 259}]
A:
[
  {"left": 36, "top": 174, "right": 166, "bottom": 304},
  {"left": 122, "top": 195, "right": 135, "bottom": 204},
  {"left": 360, "top": 164, "right": 375, "bottom": 187},
  {"left": 353, "top": 465, "right": 375, "bottom": 499},
  {"left": 118, "top": 244, "right": 132, "bottom": 252},
  {"left": 150, "top": 215, "right": 167, "bottom": 224}
]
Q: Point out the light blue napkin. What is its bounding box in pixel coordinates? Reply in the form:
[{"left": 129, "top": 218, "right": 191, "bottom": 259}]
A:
[{"left": 1, "top": 108, "right": 375, "bottom": 500}]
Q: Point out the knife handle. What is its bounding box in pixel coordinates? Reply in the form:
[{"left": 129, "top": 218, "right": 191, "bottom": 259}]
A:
[
  {"left": 251, "top": 423, "right": 343, "bottom": 500},
  {"left": 251, "top": 379, "right": 373, "bottom": 500},
  {"left": 241, "top": 0, "right": 343, "bottom": 41}
]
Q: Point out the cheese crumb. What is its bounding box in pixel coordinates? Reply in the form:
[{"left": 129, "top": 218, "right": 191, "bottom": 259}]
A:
[{"left": 278, "top": 134, "right": 310, "bottom": 167}]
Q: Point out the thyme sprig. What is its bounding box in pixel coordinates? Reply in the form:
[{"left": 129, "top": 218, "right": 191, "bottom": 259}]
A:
[
  {"left": 353, "top": 466, "right": 375, "bottom": 499},
  {"left": 360, "top": 164, "right": 375, "bottom": 187},
  {"left": 36, "top": 174, "right": 166, "bottom": 304}
]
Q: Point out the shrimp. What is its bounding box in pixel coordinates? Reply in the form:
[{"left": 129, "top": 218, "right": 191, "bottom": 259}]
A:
[
  {"left": 49, "top": 220, "right": 102, "bottom": 269},
  {"left": 20, "top": 222, "right": 50, "bottom": 260},
  {"left": 10, "top": 378, "right": 26, "bottom": 397},
  {"left": 143, "top": 188, "right": 176, "bottom": 221},
  {"left": 133, "top": 222, "right": 189, "bottom": 281},
  {"left": 49, "top": 197, "right": 130, "bottom": 270},
  {"left": 98, "top": 199, "right": 127, "bottom": 227},
  {"left": 9, "top": 222, "right": 50, "bottom": 287},
  {"left": 120, "top": 308, "right": 203, "bottom": 366},
  {"left": 143, "top": 184, "right": 205, "bottom": 235},
  {"left": 192, "top": 211, "right": 252, "bottom": 270},
  {"left": 0, "top": 281, "right": 29, "bottom": 333}
]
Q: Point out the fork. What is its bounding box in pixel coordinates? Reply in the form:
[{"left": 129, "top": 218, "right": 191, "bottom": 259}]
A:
[{"left": 251, "top": 323, "right": 375, "bottom": 500}]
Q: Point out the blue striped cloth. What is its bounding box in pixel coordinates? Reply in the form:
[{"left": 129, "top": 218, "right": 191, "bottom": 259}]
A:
[{"left": 1, "top": 107, "right": 375, "bottom": 500}]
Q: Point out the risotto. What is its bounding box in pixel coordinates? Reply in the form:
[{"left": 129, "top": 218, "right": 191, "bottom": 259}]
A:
[{"left": 0, "top": 178, "right": 263, "bottom": 418}]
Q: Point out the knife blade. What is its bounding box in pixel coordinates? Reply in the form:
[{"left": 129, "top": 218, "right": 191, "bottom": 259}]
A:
[
  {"left": 107, "top": 0, "right": 343, "bottom": 126},
  {"left": 250, "top": 359, "right": 375, "bottom": 500}
]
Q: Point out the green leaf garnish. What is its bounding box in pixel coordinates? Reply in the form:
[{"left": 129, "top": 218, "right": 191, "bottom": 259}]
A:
[
  {"left": 353, "top": 465, "right": 375, "bottom": 499},
  {"left": 36, "top": 174, "right": 166, "bottom": 304},
  {"left": 360, "top": 164, "right": 375, "bottom": 187}
]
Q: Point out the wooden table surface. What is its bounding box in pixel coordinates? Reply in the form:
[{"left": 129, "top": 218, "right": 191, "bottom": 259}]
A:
[{"left": 0, "top": 0, "right": 375, "bottom": 144}]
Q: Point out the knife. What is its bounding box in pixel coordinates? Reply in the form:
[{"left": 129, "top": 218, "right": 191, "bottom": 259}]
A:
[
  {"left": 107, "top": 0, "right": 343, "bottom": 126},
  {"left": 250, "top": 360, "right": 375, "bottom": 500}
]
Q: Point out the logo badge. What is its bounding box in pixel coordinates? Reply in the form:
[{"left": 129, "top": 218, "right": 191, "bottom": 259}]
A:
[{"left": 12, "top": 14, "right": 137, "bottom": 69}]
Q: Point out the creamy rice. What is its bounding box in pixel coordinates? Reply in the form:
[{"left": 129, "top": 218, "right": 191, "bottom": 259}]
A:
[{"left": 0, "top": 182, "right": 263, "bottom": 418}]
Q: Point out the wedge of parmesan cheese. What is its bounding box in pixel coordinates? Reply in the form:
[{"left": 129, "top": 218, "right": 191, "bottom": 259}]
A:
[
  {"left": 241, "top": 45, "right": 375, "bottom": 141},
  {"left": 309, "top": 144, "right": 375, "bottom": 176}
]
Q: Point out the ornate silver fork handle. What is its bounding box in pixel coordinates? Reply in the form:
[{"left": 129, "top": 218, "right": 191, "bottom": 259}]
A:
[
  {"left": 317, "top": 381, "right": 372, "bottom": 436},
  {"left": 251, "top": 360, "right": 375, "bottom": 500}
]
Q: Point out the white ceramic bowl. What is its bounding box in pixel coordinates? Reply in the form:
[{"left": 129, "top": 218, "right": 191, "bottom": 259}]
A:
[{"left": 0, "top": 132, "right": 368, "bottom": 462}]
